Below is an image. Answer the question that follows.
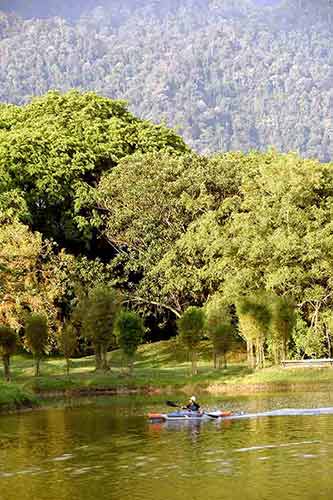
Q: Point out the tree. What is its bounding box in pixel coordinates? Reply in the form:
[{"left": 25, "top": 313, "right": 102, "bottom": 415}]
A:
[
  {"left": 205, "top": 296, "right": 235, "bottom": 369},
  {"left": 177, "top": 306, "right": 205, "bottom": 375},
  {"left": 115, "top": 310, "right": 144, "bottom": 374},
  {"left": 98, "top": 152, "right": 209, "bottom": 280},
  {"left": 58, "top": 322, "right": 78, "bottom": 376},
  {"left": 0, "top": 325, "right": 17, "bottom": 381},
  {"left": 237, "top": 295, "right": 271, "bottom": 369},
  {"left": 98, "top": 151, "right": 243, "bottom": 317},
  {"left": 269, "top": 295, "right": 296, "bottom": 364},
  {"left": 0, "top": 90, "right": 188, "bottom": 251},
  {"left": 24, "top": 313, "right": 49, "bottom": 377},
  {"left": 0, "top": 221, "right": 81, "bottom": 344},
  {"left": 81, "top": 285, "right": 121, "bottom": 371}
]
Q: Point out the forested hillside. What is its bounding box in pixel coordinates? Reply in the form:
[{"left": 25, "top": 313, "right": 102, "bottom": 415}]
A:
[{"left": 0, "top": 0, "right": 333, "bottom": 160}]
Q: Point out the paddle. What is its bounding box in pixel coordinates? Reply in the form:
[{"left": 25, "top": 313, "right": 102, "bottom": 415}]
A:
[
  {"left": 166, "top": 400, "right": 182, "bottom": 408},
  {"left": 165, "top": 400, "right": 220, "bottom": 419}
]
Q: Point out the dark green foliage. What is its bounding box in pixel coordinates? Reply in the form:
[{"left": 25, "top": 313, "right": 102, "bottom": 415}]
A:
[
  {"left": 0, "top": 90, "right": 187, "bottom": 250},
  {"left": 115, "top": 310, "right": 144, "bottom": 373},
  {"left": 177, "top": 306, "right": 205, "bottom": 375},
  {"left": 98, "top": 151, "right": 243, "bottom": 314},
  {"left": 81, "top": 285, "right": 121, "bottom": 371},
  {"left": 0, "top": 325, "right": 17, "bottom": 381},
  {"left": 24, "top": 313, "right": 48, "bottom": 376},
  {"left": 58, "top": 323, "right": 78, "bottom": 375}
]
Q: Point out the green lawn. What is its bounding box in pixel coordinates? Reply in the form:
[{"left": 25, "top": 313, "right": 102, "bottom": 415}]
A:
[{"left": 1, "top": 340, "right": 333, "bottom": 411}]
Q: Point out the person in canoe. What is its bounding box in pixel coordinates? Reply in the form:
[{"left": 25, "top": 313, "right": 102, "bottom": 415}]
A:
[{"left": 183, "top": 396, "right": 201, "bottom": 412}]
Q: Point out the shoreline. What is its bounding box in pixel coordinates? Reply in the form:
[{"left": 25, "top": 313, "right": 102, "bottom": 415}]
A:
[
  {"left": 2, "top": 379, "right": 333, "bottom": 415},
  {"left": 4, "top": 379, "right": 333, "bottom": 411},
  {"left": 2, "top": 343, "right": 333, "bottom": 414}
]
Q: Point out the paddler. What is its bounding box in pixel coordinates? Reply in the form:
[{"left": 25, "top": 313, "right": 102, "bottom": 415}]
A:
[{"left": 183, "top": 396, "right": 201, "bottom": 412}]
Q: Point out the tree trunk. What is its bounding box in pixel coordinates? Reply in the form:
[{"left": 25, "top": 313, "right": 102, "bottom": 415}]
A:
[
  {"left": 326, "top": 326, "right": 332, "bottom": 358},
  {"left": 282, "top": 338, "right": 287, "bottom": 363},
  {"left": 128, "top": 356, "right": 134, "bottom": 376},
  {"left": 35, "top": 357, "right": 40, "bottom": 377},
  {"left": 213, "top": 351, "right": 217, "bottom": 369},
  {"left": 255, "top": 338, "right": 266, "bottom": 369},
  {"left": 255, "top": 340, "right": 259, "bottom": 368},
  {"left": 191, "top": 351, "right": 198, "bottom": 376},
  {"left": 273, "top": 342, "right": 279, "bottom": 365},
  {"left": 246, "top": 341, "right": 251, "bottom": 367},
  {"left": 247, "top": 340, "right": 255, "bottom": 369},
  {"left": 95, "top": 345, "right": 102, "bottom": 370},
  {"left": 66, "top": 358, "right": 70, "bottom": 376},
  {"left": 101, "top": 345, "right": 110, "bottom": 371},
  {"left": 3, "top": 355, "right": 10, "bottom": 382}
]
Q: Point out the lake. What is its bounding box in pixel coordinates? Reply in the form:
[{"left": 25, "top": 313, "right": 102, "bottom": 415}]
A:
[{"left": 1, "top": 391, "right": 333, "bottom": 500}]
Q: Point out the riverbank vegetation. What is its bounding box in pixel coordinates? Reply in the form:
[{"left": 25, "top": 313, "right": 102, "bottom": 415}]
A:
[
  {"left": 2, "top": 340, "right": 333, "bottom": 412},
  {"left": 2, "top": 90, "right": 333, "bottom": 401}
]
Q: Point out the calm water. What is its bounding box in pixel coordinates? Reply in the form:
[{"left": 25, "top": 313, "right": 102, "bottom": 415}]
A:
[{"left": 1, "top": 392, "right": 333, "bottom": 500}]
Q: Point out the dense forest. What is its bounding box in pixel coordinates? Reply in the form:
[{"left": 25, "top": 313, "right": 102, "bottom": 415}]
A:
[
  {"left": 0, "top": 0, "right": 333, "bottom": 160},
  {"left": 2, "top": 90, "right": 333, "bottom": 364}
]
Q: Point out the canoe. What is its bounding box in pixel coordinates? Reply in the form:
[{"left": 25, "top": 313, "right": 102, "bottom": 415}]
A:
[
  {"left": 148, "top": 406, "right": 333, "bottom": 423},
  {"left": 148, "top": 410, "right": 233, "bottom": 422}
]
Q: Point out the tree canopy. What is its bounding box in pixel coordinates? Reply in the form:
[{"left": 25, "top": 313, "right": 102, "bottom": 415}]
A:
[
  {"left": 2, "top": 89, "right": 333, "bottom": 360},
  {"left": 0, "top": 90, "right": 187, "bottom": 250}
]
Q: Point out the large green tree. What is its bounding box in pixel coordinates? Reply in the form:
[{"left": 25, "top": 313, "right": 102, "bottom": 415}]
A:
[
  {"left": 0, "top": 90, "right": 187, "bottom": 251},
  {"left": 97, "top": 151, "right": 243, "bottom": 314}
]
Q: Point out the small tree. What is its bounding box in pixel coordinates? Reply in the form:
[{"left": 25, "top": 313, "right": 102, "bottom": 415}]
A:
[
  {"left": 177, "top": 306, "right": 205, "bottom": 376},
  {"left": 115, "top": 311, "right": 144, "bottom": 374},
  {"left": 269, "top": 295, "right": 296, "bottom": 364},
  {"left": 81, "top": 285, "right": 121, "bottom": 371},
  {"left": 237, "top": 294, "right": 271, "bottom": 369},
  {"left": 0, "top": 325, "right": 17, "bottom": 381},
  {"left": 58, "top": 322, "right": 78, "bottom": 376},
  {"left": 24, "top": 313, "right": 49, "bottom": 376},
  {"left": 205, "top": 297, "right": 234, "bottom": 369}
]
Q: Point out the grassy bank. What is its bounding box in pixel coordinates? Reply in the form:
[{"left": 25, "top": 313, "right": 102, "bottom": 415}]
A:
[
  {"left": 1, "top": 340, "right": 333, "bottom": 411},
  {"left": 0, "top": 382, "right": 37, "bottom": 412}
]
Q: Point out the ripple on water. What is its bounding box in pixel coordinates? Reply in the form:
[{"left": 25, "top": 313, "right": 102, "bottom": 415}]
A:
[
  {"left": 235, "top": 440, "right": 321, "bottom": 453},
  {"left": 2, "top": 395, "right": 333, "bottom": 500},
  {"left": 51, "top": 454, "right": 74, "bottom": 462}
]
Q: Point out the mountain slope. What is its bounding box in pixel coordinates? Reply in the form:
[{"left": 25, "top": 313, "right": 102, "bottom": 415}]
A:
[{"left": 0, "top": 0, "right": 333, "bottom": 160}]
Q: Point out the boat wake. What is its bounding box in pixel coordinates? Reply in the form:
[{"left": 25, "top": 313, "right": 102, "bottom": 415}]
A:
[{"left": 224, "top": 406, "right": 333, "bottom": 420}]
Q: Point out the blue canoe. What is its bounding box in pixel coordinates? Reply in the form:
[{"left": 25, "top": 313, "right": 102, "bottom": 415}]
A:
[{"left": 148, "top": 407, "right": 333, "bottom": 423}]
